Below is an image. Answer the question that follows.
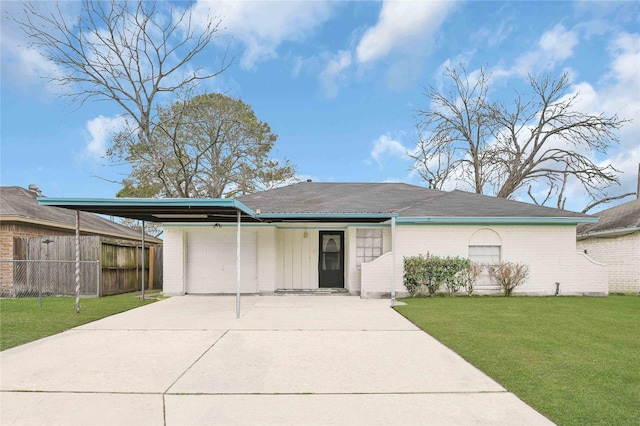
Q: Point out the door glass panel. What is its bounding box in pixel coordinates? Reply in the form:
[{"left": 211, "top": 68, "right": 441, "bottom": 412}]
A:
[{"left": 322, "top": 235, "right": 341, "bottom": 270}]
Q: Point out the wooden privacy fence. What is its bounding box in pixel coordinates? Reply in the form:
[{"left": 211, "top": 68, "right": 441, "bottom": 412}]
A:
[{"left": 13, "top": 235, "right": 162, "bottom": 296}]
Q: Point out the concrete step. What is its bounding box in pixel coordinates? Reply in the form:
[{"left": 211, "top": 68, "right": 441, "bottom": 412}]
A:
[{"left": 274, "top": 288, "right": 351, "bottom": 296}]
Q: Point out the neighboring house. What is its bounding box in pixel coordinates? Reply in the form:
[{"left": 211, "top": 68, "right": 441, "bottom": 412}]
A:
[
  {"left": 1, "top": 185, "right": 162, "bottom": 296},
  {"left": 577, "top": 197, "right": 640, "bottom": 293},
  {"left": 39, "top": 182, "right": 607, "bottom": 297}
]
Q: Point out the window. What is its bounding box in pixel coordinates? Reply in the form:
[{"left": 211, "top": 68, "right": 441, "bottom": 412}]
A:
[
  {"left": 468, "top": 245, "right": 501, "bottom": 264},
  {"left": 356, "top": 228, "right": 383, "bottom": 267},
  {"left": 469, "top": 245, "right": 501, "bottom": 286}
]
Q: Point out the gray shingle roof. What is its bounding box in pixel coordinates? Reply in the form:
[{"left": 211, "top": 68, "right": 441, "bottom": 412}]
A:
[
  {"left": 238, "top": 182, "right": 592, "bottom": 219},
  {"left": 1, "top": 186, "right": 157, "bottom": 241},
  {"left": 577, "top": 198, "right": 640, "bottom": 235}
]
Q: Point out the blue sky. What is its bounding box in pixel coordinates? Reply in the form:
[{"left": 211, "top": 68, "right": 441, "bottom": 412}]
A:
[{"left": 1, "top": 1, "right": 638, "bottom": 213}]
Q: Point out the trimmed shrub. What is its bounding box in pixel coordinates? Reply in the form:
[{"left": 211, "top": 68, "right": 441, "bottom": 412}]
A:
[
  {"left": 488, "top": 261, "right": 530, "bottom": 296},
  {"left": 403, "top": 253, "right": 471, "bottom": 296},
  {"left": 442, "top": 257, "right": 471, "bottom": 295},
  {"left": 403, "top": 254, "right": 429, "bottom": 297}
]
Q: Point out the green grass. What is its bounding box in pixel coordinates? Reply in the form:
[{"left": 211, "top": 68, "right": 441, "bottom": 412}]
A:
[
  {"left": 395, "top": 296, "right": 640, "bottom": 426},
  {"left": 0, "top": 292, "right": 157, "bottom": 351}
]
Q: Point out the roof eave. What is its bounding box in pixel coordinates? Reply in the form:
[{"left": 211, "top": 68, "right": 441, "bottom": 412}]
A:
[
  {"left": 577, "top": 226, "right": 640, "bottom": 240},
  {"left": 396, "top": 216, "right": 598, "bottom": 224},
  {"left": 39, "top": 197, "right": 255, "bottom": 213},
  {"left": 0, "top": 214, "right": 161, "bottom": 243},
  {"left": 255, "top": 212, "right": 399, "bottom": 223}
]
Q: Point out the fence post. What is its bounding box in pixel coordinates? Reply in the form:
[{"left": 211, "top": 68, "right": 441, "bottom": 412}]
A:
[
  {"left": 38, "top": 261, "right": 42, "bottom": 307},
  {"left": 96, "top": 260, "right": 101, "bottom": 298},
  {"left": 148, "top": 245, "right": 155, "bottom": 290}
]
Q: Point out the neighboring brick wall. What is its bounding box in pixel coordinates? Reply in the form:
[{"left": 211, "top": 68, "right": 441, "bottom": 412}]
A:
[
  {"left": 0, "top": 228, "right": 14, "bottom": 295},
  {"left": 577, "top": 232, "right": 640, "bottom": 292}
]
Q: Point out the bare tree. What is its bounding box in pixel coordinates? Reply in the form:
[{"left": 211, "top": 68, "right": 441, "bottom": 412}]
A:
[
  {"left": 12, "top": 0, "right": 230, "bottom": 175},
  {"left": 119, "top": 218, "right": 163, "bottom": 238},
  {"left": 412, "top": 66, "right": 497, "bottom": 193},
  {"left": 412, "top": 64, "right": 634, "bottom": 210}
]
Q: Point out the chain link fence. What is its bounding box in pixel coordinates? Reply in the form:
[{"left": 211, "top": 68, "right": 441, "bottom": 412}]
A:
[{"left": 0, "top": 260, "right": 100, "bottom": 298}]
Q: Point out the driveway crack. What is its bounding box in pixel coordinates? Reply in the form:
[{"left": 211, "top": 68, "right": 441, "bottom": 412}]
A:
[{"left": 163, "top": 329, "right": 229, "bottom": 396}]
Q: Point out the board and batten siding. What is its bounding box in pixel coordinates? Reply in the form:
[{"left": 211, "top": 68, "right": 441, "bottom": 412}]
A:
[
  {"left": 276, "top": 227, "right": 319, "bottom": 290},
  {"left": 275, "top": 225, "right": 388, "bottom": 292},
  {"left": 361, "top": 223, "right": 607, "bottom": 297}
]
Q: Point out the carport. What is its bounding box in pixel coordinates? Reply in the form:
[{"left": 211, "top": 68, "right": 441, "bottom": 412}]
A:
[
  {"left": 38, "top": 197, "right": 259, "bottom": 318},
  {"left": 39, "top": 196, "right": 401, "bottom": 313}
]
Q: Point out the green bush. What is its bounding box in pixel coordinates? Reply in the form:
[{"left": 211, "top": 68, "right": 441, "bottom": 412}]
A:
[
  {"left": 403, "top": 253, "right": 471, "bottom": 296},
  {"left": 403, "top": 254, "right": 428, "bottom": 297},
  {"left": 488, "top": 261, "right": 529, "bottom": 296}
]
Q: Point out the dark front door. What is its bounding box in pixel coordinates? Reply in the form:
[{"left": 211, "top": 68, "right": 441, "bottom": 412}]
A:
[{"left": 319, "top": 231, "right": 344, "bottom": 288}]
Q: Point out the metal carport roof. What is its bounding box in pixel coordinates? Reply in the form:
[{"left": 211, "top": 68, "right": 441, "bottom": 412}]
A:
[{"left": 37, "top": 197, "right": 259, "bottom": 223}]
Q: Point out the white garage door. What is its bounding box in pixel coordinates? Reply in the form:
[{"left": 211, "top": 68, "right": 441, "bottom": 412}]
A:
[{"left": 186, "top": 228, "right": 257, "bottom": 294}]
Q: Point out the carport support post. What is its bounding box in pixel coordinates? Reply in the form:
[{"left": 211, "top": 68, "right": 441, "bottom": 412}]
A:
[
  {"left": 391, "top": 216, "right": 396, "bottom": 307},
  {"left": 141, "top": 220, "right": 145, "bottom": 301},
  {"left": 236, "top": 210, "right": 241, "bottom": 319}
]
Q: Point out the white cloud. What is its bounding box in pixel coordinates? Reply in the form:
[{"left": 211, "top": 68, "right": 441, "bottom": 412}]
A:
[
  {"left": 494, "top": 24, "right": 579, "bottom": 79},
  {"left": 539, "top": 25, "right": 578, "bottom": 61},
  {"left": 0, "top": 2, "right": 74, "bottom": 92},
  {"left": 192, "top": 1, "right": 335, "bottom": 70},
  {"left": 356, "top": 1, "right": 457, "bottom": 64},
  {"left": 369, "top": 134, "right": 412, "bottom": 168},
  {"left": 84, "top": 115, "right": 127, "bottom": 159},
  {"left": 599, "top": 33, "right": 640, "bottom": 203},
  {"left": 318, "top": 50, "right": 352, "bottom": 98},
  {"left": 473, "top": 19, "right": 514, "bottom": 48}
]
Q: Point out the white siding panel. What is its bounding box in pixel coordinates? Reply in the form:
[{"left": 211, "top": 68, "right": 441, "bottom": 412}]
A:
[
  {"left": 256, "top": 227, "right": 277, "bottom": 293},
  {"left": 276, "top": 228, "right": 319, "bottom": 290}
]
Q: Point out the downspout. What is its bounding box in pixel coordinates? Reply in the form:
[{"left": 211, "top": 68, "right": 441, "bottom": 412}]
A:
[{"left": 236, "top": 210, "right": 242, "bottom": 319}]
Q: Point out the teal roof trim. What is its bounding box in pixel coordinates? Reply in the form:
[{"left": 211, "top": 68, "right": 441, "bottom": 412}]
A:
[
  {"left": 396, "top": 217, "right": 598, "bottom": 224},
  {"left": 38, "top": 197, "right": 256, "bottom": 216},
  {"left": 256, "top": 212, "right": 399, "bottom": 220}
]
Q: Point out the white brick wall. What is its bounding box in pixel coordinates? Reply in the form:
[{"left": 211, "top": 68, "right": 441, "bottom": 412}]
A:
[
  {"left": 361, "top": 223, "right": 608, "bottom": 297},
  {"left": 577, "top": 232, "right": 640, "bottom": 292},
  {"left": 163, "top": 222, "right": 610, "bottom": 297},
  {"left": 162, "top": 226, "right": 186, "bottom": 295}
]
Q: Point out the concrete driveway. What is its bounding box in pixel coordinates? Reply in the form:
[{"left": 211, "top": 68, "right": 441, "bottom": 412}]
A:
[{"left": 0, "top": 295, "right": 553, "bottom": 425}]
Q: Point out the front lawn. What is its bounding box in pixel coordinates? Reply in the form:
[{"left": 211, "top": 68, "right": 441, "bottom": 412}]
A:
[
  {"left": 395, "top": 296, "right": 640, "bottom": 426},
  {"left": 0, "top": 292, "right": 157, "bottom": 351}
]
